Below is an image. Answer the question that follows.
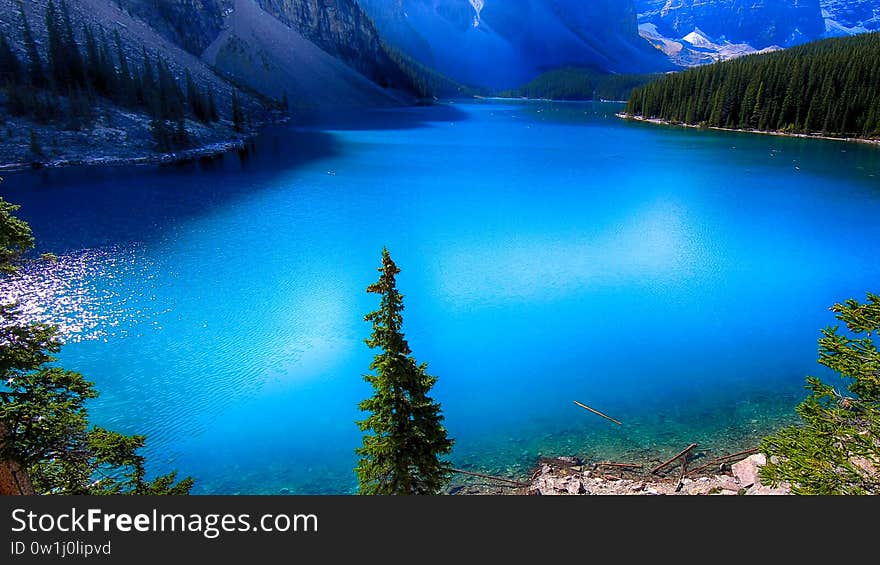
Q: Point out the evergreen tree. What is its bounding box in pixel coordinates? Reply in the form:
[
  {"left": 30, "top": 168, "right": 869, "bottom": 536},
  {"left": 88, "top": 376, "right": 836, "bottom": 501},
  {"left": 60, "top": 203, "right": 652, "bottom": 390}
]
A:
[
  {"left": 28, "top": 128, "right": 43, "bottom": 157},
  {"left": 140, "top": 48, "right": 156, "bottom": 108},
  {"left": 207, "top": 89, "right": 218, "bottom": 122},
  {"left": 0, "top": 31, "right": 22, "bottom": 87},
  {"left": 82, "top": 24, "right": 100, "bottom": 89},
  {"left": 19, "top": 2, "right": 45, "bottom": 89},
  {"left": 59, "top": 0, "right": 84, "bottom": 87},
  {"left": 0, "top": 198, "right": 33, "bottom": 273},
  {"left": 625, "top": 32, "right": 880, "bottom": 139},
  {"left": 761, "top": 294, "right": 880, "bottom": 495},
  {"left": 231, "top": 90, "right": 244, "bottom": 133},
  {"left": 356, "top": 249, "right": 454, "bottom": 495},
  {"left": 45, "top": 0, "right": 68, "bottom": 91},
  {"left": 114, "top": 30, "right": 135, "bottom": 106}
]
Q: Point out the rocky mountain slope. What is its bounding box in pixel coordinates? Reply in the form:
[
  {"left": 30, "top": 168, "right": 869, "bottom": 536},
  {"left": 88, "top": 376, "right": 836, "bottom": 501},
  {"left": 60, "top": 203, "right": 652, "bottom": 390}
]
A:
[
  {"left": 113, "top": 0, "right": 414, "bottom": 105},
  {"left": 0, "top": 0, "right": 265, "bottom": 168},
  {"left": 0, "top": 0, "right": 417, "bottom": 168},
  {"left": 821, "top": 0, "right": 880, "bottom": 33},
  {"left": 202, "top": 0, "right": 407, "bottom": 110},
  {"left": 636, "top": 0, "right": 825, "bottom": 49},
  {"left": 359, "top": 0, "right": 671, "bottom": 90},
  {"left": 635, "top": 1, "right": 880, "bottom": 67}
]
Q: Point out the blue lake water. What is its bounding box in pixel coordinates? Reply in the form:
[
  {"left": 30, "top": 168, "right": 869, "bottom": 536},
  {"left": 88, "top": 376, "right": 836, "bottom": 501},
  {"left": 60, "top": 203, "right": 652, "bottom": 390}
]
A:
[{"left": 2, "top": 101, "right": 879, "bottom": 493}]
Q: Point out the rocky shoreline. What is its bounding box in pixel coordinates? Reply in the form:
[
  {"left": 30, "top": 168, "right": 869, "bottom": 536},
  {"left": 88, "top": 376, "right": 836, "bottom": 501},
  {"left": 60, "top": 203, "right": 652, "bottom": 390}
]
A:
[
  {"left": 450, "top": 453, "right": 790, "bottom": 496},
  {"left": 617, "top": 113, "right": 880, "bottom": 147},
  {"left": 0, "top": 139, "right": 255, "bottom": 173},
  {"left": 0, "top": 97, "right": 285, "bottom": 173}
]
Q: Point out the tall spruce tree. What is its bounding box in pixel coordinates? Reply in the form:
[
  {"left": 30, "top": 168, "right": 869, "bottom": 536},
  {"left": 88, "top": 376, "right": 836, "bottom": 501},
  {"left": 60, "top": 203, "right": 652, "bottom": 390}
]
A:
[
  {"left": 19, "top": 2, "right": 45, "bottom": 89},
  {"left": 45, "top": 0, "right": 68, "bottom": 91},
  {"left": 0, "top": 31, "right": 22, "bottom": 87},
  {"left": 356, "top": 248, "right": 453, "bottom": 495},
  {"left": 231, "top": 90, "right": 244, "bottom": 132},
  {"left": 761, "top": 294, "right": 880, "bottom": 494},
  {"left": 59, "top": 0, "right": 84, "bottom": 87}
]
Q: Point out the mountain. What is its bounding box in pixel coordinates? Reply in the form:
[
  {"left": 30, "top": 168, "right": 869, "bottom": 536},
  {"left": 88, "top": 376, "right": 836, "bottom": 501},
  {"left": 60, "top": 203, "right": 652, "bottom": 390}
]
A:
[
  {"left": 636, "top": 0, "right": 826, "bottom": 66},
  {"left": 625, "top": 32, "right": 880, "bottom": 139},
  {"left": 0, "top": 0, "right": 265, "bottom": 166},
  {"left": 821, "top": 0, "right": 880, "bottom": 34},
  {"left": 359, "top": 0, "right": 671, "bottom": 90},
  {"left": 636, "top": 1, "right": 825, "bottom": 48},
  {"left": 0, "top": 0, "right": 419, "bottom": 168},
  {"left": 113, "top": 0, "right": 414, "bottom": 106}
]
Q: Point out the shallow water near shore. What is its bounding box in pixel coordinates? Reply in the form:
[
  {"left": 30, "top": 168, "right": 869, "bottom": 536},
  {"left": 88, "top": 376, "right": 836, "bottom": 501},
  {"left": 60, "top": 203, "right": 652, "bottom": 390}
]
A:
[{"left": 3, "top": 101, "right": 879, "bottom": 493}]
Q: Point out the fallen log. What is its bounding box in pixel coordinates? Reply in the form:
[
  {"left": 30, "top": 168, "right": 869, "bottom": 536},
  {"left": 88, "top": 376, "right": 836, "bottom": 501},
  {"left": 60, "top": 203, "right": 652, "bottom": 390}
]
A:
[
  {"left": 573, "top": 401, "right": 623, "bottom": 425},
  {"left": 686, "top": 447, "right": 759, "bottom": 477},
  {"left": 650, "top": 443, "right": 698, "bottom": 475},
  {"left": 596, "top": 462, "right": 643, "bottom": 469},
  {"left": 449, "top": 468, "right": 529, "bottom": 487}
]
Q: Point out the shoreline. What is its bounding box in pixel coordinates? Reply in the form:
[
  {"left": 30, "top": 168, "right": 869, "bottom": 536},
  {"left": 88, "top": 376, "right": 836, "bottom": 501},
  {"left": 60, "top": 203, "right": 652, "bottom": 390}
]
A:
[
  {"left": 452, "top": 452, "right": 790, "bottom": 496},
  {"left": 0, "top": 138, "right": 255, "bottom": 173},
  {"left": 475, "top": 95, "right": 627, "bottom": 104},
  {"left": 617, "top": 113, "right": 880, "bottom": 147}
]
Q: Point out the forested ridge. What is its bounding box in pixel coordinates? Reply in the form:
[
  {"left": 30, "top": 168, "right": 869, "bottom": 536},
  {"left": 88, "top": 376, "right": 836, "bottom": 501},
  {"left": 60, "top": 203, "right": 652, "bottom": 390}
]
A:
[
  {"left": 0, "top": 0, "right": 259, "bottom": 160},
  {"left": 499, "top": 67, "right": 659, "bottom": 102},
  {"left": 625, "top": 33, "right": 880, "bottom": 139}
]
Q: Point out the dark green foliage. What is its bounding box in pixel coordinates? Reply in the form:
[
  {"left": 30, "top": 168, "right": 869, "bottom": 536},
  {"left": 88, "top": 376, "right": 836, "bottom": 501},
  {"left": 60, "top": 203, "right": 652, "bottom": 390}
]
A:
[
  {"left": 207, "top": 89, "right": 218, "bottom": 122},
  {"left": 382, "top": 42, "right": 481, "bottom": 100},
  {"left": 45, "top": 1, "right": 67, "bottom": 91},
  {"left": 185, "top": 69, "right": 216, "bottom": 124},
  {"left": 28, "top": 128, "right": 43, "bottom": 157},
  {"left": 356, "top": 249, "right": 454, "bottom": 495},
  {"left": 0, "top": 197, "right": 192, "bottom": 495},
  {"left": 0, "top": 32, "right": 22, "bottom": 86},
  {"left": 626, "top": 33, "right": 880, "bottom": 138},
  {"left": 59, "top": 1, "right": 85, "bottom": 88},
  {"left": 760, "top": 294, "right": 880, "bottom": 495},
  {"left": 500, "top": 67, "right": 660, "bottom": 101},
  {"left": 2, "top": 4, "right": 226, "bottom": 145},
  {"left": 113, "top": 30, "right": 135, "bottom": 106},
  {"left": 19, "top": 2, "right": 45, "bottom": 89},
  {"left": 231, "top": 90, "right": 244, "bottom": 133},
  {"left": 0, "top": 197, "right": 34, "bottom": 273}
]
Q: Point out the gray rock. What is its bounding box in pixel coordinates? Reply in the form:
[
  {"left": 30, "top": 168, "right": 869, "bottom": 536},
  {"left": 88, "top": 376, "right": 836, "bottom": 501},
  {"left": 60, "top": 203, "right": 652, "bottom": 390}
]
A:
[
  {"left": 732, "top": 454, "right": 767, "bottom": 488},
  {"left": 745, "top": 478, "right": 791, "bottom": 495},
  {"left": 566, "top": 479, "right": 586, "bottom": 495}
]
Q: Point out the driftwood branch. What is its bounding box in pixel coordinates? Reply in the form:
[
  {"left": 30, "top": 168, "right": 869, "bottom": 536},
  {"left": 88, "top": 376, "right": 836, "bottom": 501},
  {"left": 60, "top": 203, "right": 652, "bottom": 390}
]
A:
[
  {"left": 595, "top": 462, "right": 643, "bottom": 469},
  {"left": 449, "top": 468, "right": 529, "bottom": 487},
  {"left": 573, "top": 401, "right": 623, "bottom": 425},
  {"left": 650, "top": 443, "right": 698, "bottom": 475},
  {"left": 686, "top": 447, "right": 759, "bottom": 477}
]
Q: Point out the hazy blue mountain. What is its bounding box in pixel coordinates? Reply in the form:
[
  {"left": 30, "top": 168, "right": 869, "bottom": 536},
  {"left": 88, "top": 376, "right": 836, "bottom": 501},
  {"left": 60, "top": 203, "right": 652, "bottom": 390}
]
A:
[
  {"left": 114, "top": 0, "right": 411, "bottom": 94},
  {"left": 821, "top": 0, "right": 880, "bottom": 34},
  {"left": 635, "top": 1, "right": 825, "bottom": 48},
  {"left": 359, "top": 0, "right": 671, "bottom": 90}
]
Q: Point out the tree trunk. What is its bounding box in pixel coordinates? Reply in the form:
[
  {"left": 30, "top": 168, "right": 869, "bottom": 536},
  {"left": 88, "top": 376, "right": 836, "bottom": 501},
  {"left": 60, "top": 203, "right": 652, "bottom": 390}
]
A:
[{"left": 0, "top": 423, "right": 35, "bottom": 495}]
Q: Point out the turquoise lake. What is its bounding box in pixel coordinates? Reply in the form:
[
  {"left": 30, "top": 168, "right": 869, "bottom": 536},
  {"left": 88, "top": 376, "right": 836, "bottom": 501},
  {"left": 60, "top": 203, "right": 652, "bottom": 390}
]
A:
[{"left": 2, "top": 101, "right": 879, "bottom": 493}]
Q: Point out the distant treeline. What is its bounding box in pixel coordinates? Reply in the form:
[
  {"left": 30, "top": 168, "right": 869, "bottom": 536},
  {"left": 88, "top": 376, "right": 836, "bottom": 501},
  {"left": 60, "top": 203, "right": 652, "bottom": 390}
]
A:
[
  {"left": 625, "top": 32, "right": 880, "bottom": 139},
  {"left": 0, "top": 1, "right": 244, "bottom": 152},
  {"left": 499, "top": 68, "right": 660, "bottom": 101},
  {"left": 382, "top": 42, "right": 484, "bottom": 100}
]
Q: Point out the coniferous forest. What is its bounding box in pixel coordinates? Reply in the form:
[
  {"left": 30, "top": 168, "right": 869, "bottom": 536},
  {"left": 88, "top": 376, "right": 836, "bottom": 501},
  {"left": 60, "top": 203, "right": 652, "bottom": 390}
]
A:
[
  {"left": 625, "top": 32, "right": 880, "bottom": 139},
  {"left": 500, "top": 68, "right": 659, "bottom": 102},
  {"left": 0, "top": 1, "right": 227, "bottom": 153}
]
